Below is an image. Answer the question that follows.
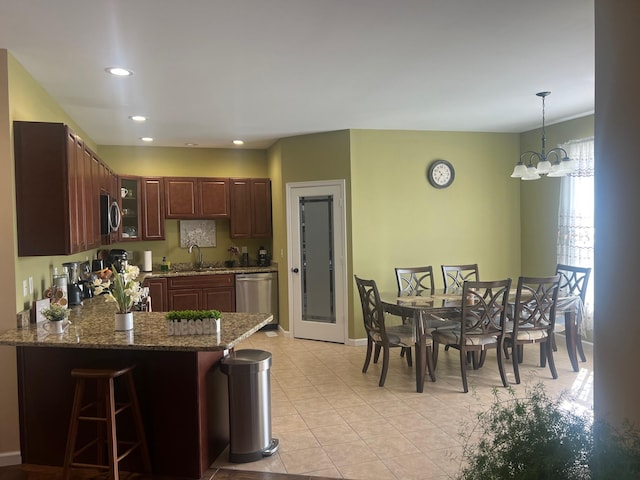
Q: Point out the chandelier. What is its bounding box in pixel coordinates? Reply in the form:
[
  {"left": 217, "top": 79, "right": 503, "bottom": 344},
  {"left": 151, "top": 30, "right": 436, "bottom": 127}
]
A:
[{"left": 511, "top": 91, "right": 577, "bottom": 180}]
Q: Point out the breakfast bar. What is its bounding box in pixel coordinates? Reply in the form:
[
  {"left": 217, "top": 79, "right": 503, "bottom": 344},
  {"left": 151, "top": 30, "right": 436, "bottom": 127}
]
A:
[{"left": 0, "top": 297, "right": 273, "bottom": 479}]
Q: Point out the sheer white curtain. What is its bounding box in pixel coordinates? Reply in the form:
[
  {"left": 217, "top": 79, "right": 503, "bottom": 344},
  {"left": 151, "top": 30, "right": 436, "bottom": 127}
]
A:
[{"left": 557, "top": 137, "right": 594, "bottom": 333}]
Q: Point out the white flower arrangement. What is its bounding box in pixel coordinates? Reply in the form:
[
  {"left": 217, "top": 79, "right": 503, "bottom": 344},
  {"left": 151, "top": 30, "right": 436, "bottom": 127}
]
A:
[{"left": 92, "top": 264, "right": 144, "bottom": 314}]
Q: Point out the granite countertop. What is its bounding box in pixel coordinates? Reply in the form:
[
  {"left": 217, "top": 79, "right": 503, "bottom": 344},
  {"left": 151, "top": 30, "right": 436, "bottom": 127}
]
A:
[
  {"left": 140, "top": 264, "right": 278, "bottom": 281},
  {"left": 0, "top": 296, "right": 273, "bottom": 352}
]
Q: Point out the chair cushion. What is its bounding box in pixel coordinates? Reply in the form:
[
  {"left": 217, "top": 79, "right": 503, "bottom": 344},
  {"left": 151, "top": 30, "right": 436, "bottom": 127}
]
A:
[
  {"left": 504, "top": 320, "right": 550, "bottom": 341},
  {"left": 432, "top": 328, "right": 497, "bottom": 347},
  {"left": 372, "top": 324, "right": 415, "bottom": 347},
  {"left": 514, "top": 329, "right": 548, "bottom": 341}
]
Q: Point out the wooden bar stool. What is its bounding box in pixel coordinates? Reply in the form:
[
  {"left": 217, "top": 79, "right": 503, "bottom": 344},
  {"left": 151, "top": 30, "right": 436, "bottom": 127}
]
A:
[{"left": 62, "top": 366, "right": 151, "bottom": 480}]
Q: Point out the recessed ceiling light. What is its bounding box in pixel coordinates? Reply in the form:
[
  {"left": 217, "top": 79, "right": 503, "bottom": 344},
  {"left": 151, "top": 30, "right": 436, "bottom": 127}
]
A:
[
  {"left": 140, "top": 137, "right": 153, "bottom": 142},
  {"left": 105, "top": 67, "right": 133, "bottom": 76},
  {"left": 185, "top": 143, "right": 198, "bottom": 147},
  {"left": 129, "top": 115, "right": 147, "bottom": 122},
  {"left": 233, "top": 140, "right": 244, "bottom": 145}
]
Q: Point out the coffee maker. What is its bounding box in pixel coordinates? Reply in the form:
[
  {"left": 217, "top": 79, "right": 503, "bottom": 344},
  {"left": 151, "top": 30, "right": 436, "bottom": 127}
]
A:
[
  {"left": 257, "top": 246, "right": 269, "bottom": 267},
  {"left": 62, "top": 261, "right": 83, "bottom": 306},
  {"left": 109, "top": 249, "right": 128, "bottom": 273}
]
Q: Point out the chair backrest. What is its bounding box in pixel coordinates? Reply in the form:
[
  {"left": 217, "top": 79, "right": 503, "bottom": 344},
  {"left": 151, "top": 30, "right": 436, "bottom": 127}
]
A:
[
  {"left": 460, "top": 279, "right": 511, "bottom": 338},
  {"left": 395, "top": 266, "right": 435, "bottom": 295},
  {"left": 441, "top": 264, "right": 479, "bottom": 291},
  {"left": 555, "top": 264, "right": 591, "bottom": 303},
  {"left": 512, "top": 275, "right": 561, "bottom": 332},
  {"left": 354, "top": 275, "right": 387, "bottom": 340}
]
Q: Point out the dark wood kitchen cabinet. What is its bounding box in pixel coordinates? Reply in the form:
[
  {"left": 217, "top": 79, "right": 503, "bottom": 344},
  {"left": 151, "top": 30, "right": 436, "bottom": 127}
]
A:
[
  {"left": 85, "top": 148, "right": 101, "bottom": 249},
  {"left": 143, "top": 277, "right": 168, "bottom": 312},
  {"left": 141, "top": 177, "right": 165, "bottom": 240},
  {"left": 167, "top": 274, "right": 235, "bottom": 312},
  {"left": 229, "top": 178, "right": 272, "bottom": 238},
  {"left": 14, "top": 121, "right": 103, "bottom": 256},
  {"left": 164, "top": 177, "right": 230, "bottom": 219},
  {"left": 120, "top": 176, "right": 166, "bottom": 241},
  {"left": 199, "top": 178, "right": 230, "bottom": 217},
  {"left": 119, "top": 176, "right": 141, "bottom": 241}
]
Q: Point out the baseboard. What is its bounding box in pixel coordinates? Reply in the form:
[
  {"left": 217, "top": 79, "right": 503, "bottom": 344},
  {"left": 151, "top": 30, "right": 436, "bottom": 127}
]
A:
[
  {"left": 0, "top": 451, "right": 21, "bottom": 467},
  {"left": 277, "top": 325, "right": 291, "bottom": 337},
  {"left": 267, "top": 325, "right": 366, "bottom": 346}
]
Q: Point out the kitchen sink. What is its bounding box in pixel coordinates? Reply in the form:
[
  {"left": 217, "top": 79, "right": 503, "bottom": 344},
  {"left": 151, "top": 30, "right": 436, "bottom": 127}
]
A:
[{"left": 195, "top": 266, "right": 227, "bottom": 272}]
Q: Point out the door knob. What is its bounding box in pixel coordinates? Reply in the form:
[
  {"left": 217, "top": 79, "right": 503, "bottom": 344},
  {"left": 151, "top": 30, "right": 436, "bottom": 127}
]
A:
[{"left": 291, "top": 268, "right": 299, "bottom": 273}]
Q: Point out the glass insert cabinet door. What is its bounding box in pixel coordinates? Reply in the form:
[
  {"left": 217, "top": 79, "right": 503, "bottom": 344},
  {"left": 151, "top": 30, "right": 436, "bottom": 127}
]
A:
[
  {"left": 299, "top": 195, "right": 336, "bottom": 325},
  {"left": 120, "top": 177, "right": 140, "bottom": 240}
]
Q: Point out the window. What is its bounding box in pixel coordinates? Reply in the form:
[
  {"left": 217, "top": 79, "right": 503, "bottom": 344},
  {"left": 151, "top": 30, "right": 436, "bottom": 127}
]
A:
[{"left": 557, "top": 137, "right": 594, "bottom": 333}]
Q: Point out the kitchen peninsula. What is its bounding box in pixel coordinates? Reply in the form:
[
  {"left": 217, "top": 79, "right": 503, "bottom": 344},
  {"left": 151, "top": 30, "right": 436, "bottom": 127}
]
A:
[{"left": 0, "top": 297, "right": 273, "bottom": 478}]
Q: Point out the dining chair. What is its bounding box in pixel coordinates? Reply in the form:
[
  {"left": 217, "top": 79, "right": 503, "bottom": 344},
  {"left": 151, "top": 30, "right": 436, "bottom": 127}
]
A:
[
  {"left": 394, "top": 266, "right": 435, "bottom": 360},
  {"left": 554, "top": 264, "right": 592, "bottom": 371},
  {"left": 395, "top": 266, "right": 435, "bottom": 295},
  {"left": 432, "top": 278, "right": 512, "bottom": 393},
  {"left": 440, "top": 264, "right": 480, "bottom": 353},
  {"left": 355, "top": 275, "right": 435, "bottom": 387},
  {"left": 441, "top": 264, "right": 479, "bottom": 291},
  {"left": 504, "top": 275, "right": 560, "bottom": 384}
]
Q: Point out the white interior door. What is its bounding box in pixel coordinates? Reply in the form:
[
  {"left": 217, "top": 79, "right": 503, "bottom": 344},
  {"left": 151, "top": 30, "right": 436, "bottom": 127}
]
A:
[{"left": 287, "top": 181, "right": 347, "bottom": 343}]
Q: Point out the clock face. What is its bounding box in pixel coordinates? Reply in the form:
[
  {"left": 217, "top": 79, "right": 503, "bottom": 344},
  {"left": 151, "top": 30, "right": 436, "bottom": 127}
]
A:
[{"left": 428, "top": 160, "right": 455, "bottom": 188}]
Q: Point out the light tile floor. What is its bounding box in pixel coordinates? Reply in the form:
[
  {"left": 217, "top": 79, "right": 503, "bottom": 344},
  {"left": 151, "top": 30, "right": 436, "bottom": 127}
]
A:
[{"left": 211, "top": 333, "right": 593, "bottom": 480}]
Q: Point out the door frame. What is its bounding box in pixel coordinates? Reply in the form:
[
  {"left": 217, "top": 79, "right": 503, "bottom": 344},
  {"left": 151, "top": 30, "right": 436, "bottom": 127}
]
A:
[{"left": 286, "top": 179, "right": 348, "bottom": 343}]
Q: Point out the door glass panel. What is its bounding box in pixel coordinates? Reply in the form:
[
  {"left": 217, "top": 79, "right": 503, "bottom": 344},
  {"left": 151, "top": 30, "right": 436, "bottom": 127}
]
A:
[
  {"left": 120, "top": 178, "right": 139, "bottom": 239},
  {"left": 299, "top": 195, "right": 335, "bottom": 324}
]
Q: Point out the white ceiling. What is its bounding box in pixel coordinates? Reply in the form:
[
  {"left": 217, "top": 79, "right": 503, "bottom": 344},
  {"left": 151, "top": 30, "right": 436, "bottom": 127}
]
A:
[{"left": 0, "top": 0, "right": 594, "bottom": 149}]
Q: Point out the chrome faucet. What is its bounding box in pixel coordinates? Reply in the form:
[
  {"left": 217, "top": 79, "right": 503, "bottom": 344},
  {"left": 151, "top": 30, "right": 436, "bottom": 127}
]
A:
[{"left": 188, "top": 243, "right": 203, "bottom": 270}]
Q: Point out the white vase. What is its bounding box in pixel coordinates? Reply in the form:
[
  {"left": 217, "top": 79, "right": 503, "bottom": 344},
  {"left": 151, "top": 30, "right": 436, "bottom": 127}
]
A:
[
  {"left": 44, "top": 320, "right": 65, "bottom": 334},
  {"left": 115, "top": 312, "right": 133, "bottom": 331}
]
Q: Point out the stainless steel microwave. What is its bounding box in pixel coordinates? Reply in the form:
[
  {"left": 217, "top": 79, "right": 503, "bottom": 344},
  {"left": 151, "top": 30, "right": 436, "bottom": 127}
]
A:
[{"left": 100, "top": 194, "right": 121, "bottom": 235}]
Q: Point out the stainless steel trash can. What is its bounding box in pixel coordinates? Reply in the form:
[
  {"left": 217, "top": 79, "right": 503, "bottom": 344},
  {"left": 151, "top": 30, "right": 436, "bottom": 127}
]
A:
[{"left": 220, "top": 349, "right": 279, "bottom": 463}]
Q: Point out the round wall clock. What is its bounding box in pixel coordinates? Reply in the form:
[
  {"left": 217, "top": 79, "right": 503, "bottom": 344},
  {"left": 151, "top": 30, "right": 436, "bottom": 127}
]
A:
[{"left": 427, "top": 159, "right": 455, "bottom": 188}]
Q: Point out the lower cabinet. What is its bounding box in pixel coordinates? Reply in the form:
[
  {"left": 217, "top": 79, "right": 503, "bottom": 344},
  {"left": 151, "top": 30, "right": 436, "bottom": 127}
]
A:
[
  {"left": 166, "top": 274, "right": 235, "bottom": 312},
  {"left": 143, "top": 277, "right": 168, "bottom": 312}
]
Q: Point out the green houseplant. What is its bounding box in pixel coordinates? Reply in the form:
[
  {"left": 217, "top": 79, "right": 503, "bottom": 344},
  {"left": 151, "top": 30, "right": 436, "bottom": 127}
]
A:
[
  {"left": 41, "top": 303, "right": 70, "bottom": 322},
  {"left": 166, "top": 309, "right": 221, "bottom": 321},
  {"left": 457, "top": 382, "right": 640, "bottom": 480},
  {"left": 166, "top": 309, "right": 221, "bottom": 336}
]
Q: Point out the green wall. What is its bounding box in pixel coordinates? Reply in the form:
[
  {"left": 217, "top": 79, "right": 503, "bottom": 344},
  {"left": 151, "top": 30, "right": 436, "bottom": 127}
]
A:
[
  {"left": 98, "top": 145, "right": 267, "bottom": 177},
  {"left": 350, "top": 129, "right": 522, "bottom": 338},
  {"left": 8, "top": 52, "right": 101, "bottom": 311},
  {"left": 270, "top": 130, "right": 352, "bottom": 332},
  {"left": 519, "top": 115, "right": 594, "bottom": 275}
]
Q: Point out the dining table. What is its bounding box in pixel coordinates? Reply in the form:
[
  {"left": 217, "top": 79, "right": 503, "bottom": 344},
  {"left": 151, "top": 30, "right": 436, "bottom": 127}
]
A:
[
  {"left": 379, "top": 288, "right": 585, "bottom": 393},
  {"left": 379, "top": 289, "right": 463, "bottom": 393}
]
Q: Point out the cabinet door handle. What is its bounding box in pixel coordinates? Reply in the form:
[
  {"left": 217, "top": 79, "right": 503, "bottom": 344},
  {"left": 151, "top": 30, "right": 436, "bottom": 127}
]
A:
[{"left": 291, "top": 268, "right": 299, "bottom": 273}]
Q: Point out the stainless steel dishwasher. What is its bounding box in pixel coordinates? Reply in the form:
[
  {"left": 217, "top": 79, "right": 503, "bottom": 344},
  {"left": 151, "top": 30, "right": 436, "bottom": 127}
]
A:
[{"left": 235, "top": 272, "right": 278, "bottom": 326}]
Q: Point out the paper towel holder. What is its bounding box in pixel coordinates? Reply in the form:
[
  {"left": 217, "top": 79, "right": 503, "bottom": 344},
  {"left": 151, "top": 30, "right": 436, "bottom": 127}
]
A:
[{"left": 142, "top": 250, "right": 153, "bottom": 272}]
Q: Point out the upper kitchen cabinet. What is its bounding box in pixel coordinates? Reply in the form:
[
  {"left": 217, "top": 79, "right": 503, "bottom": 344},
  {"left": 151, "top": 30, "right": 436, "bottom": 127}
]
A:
[
  {"left": 164, "top": 177, "right": 230, "bottom": 219},
  {"left": 85, "top": 148, "right": 102, "bottom": 249},
  {"left": 229, "top": 178, "right": 272, "bottom": 238},
  {"left": 120, "top": 176, "right": 165, "bottom": 241},
  {"left": 119, "top": 176, "right": 141, "bottom": 241},
  {"left": 14, "top": 121, "right": 102, "bottom": 256},
  {"left": 141, "top": 177, "right": 165, "bottom": 240}
]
